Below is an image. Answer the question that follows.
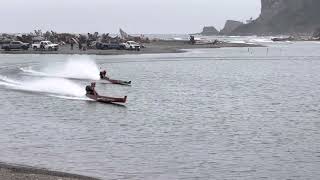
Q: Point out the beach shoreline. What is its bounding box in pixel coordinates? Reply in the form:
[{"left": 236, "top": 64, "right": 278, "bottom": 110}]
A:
[
  {"left": 0, "top": 40, "right": 263, "bottom": 56},
  {"left": 0, "top": 162, "right": 101, "bottom": 180}
]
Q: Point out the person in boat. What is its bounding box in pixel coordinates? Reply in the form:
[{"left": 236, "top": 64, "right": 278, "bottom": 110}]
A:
[
  {"left": 99, "top": 70, "right": 108, "bottom": 79},
  {"left": 86, "top": 82, "right": 98, "bottom": 96},
  {"left": 99, "top": 71, "right": 104, "bottom": 79}
]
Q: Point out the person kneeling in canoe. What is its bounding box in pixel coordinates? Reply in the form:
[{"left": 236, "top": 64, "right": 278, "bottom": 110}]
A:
[
  {"left": 85, "top": 82, "right": 127, "bottom": 103},
  {"left": 86, "top": 82, "right": 98, "bottom": 96},
  {"left": 99, "top": 70, "right": 108, "bottom": 79}
]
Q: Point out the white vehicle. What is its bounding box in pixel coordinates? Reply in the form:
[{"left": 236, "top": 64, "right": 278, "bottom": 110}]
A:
[
  {"left": 32, "top": 41, "right": 59, "bottom": 51},
  {"left": 122, "top": 41, "right": 141, "bottom": 51}
]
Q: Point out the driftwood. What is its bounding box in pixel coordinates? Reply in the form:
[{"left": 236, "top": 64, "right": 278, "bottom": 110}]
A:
[{"left": 1, "top": 29, "right": 151, "bottom": 46}]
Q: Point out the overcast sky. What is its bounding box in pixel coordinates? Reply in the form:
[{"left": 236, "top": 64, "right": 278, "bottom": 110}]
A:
[{"left": 0, "top": 0, "right": 261, "bottom": 34}]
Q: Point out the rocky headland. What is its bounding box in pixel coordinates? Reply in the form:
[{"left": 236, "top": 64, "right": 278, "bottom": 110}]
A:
[
  {"left": 232, "top": 0, "right": 320, "bottom": 35},
  {"left": 220, "top": 20, "right": 244, "bottom": 35}
]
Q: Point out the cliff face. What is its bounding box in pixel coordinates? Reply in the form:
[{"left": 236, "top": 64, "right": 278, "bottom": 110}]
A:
[
  {"left": 233, "top": 0, "right": 320, "bottom": 35},
  {"left": 220, "top": 20, "right": 243, "bottom": 35},
  {"left": 260, "top": 0, "right": 305, "bottom": 21}
]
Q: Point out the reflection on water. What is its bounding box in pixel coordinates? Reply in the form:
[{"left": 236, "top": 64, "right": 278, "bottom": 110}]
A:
[{"left": 0, "top": 41, "right": 320, "bottom": 179}]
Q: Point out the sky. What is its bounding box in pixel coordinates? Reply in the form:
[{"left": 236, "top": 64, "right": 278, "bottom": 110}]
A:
[{"left": 0, "top": 0, "right": 261, "bottom": 34}]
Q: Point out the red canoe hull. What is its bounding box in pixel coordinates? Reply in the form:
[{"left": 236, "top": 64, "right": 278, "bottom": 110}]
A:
[
  {"left": 86, "top": 94, "right": 127, "bottom": 103},
  {"left": 102, "top": 77, "right": 131, "bottom": 86}
]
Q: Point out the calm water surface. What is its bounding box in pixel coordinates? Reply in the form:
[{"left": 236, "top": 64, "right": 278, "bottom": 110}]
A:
[{"left": 0, "top": 41, "right": 320, "bottom": 179}]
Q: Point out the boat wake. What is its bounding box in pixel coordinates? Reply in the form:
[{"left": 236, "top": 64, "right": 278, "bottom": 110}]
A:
[
  {"left": 0, "top": 75, "right": 90, "bottom": 101},
  {"left": 49, "top": 95, "right": 93, "bottom": 101},
  {"left": 20, "top": 56, "right": 100, "bottom": 80}
]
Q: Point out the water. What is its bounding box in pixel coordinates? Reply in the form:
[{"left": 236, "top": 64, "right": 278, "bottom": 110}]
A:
[
  {"left": 0, "top": 40, "right": 320, "bottom": 179},
  {"left": 146, "top": 34, "right": 275, "bottom": 44}
]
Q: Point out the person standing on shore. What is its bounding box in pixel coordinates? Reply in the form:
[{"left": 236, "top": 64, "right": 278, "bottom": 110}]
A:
[
  {"left": 40, "top": 42, "right": 45, "bottom": 50},
  {"left": 86, "top": 40, "right": 90, "bottom": 49},
  {"left": 190, "top": 35, "right": 196, "bottom": 45},
  {"left": 70, "top": 41, "right": 74, "bottom": 50},
  {"left": 79, "top": 43, "right": 82, "bottom": 50}
]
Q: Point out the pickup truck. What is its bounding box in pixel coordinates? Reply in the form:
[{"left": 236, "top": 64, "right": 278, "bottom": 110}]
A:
[
  {"left": 1, "top": 41, "right": 29, "bottom": 51},
  {"left": 123, "top": 41, "right": 141, "bottom": 51},
  {"left": 96, "top": 42, "right": 125, "bottom": 50},
  {"left": 32, "top": 41, "right": 59, "bottom": 51}
]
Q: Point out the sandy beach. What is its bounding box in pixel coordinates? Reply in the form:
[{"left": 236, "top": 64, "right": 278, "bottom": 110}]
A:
[
  {"left": 0, "top": 40, "right": 263, "bottom": 55},
  {"left": 0, "top": 162, "right": 100, "bottom": 180}
]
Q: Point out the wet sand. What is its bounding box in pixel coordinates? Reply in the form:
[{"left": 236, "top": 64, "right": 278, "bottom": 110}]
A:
[
  {"left": 0, "top": 40, "right": 263, "bottom": 55},
  {"left": 0, "top": 162, "right": 100, "bottom": 180}
]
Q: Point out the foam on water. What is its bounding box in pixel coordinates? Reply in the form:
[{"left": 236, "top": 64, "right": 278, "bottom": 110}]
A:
[
  {"left": 20, "top": 56, "right": 100, "bottom": 80},
  {"left": 20, "top": 67, "right": 47, "bottom": 76},
  {"left": 173, "top": 37, "right": 183, "bottom": 41},
  {"left": 49, "top": 95, "right": 93, "bottom": 101},
  {"left": 0, "top": 76, "right": 21, "bottom": 85},
  {"left": 249, "top": 38, "right": 273, "bottom": 43},
  {"left": 0, "top": 75, "right": 86, "bottom": 98},
  {"left": 229, "top": 40, "right": 247, "bottom": 44}
]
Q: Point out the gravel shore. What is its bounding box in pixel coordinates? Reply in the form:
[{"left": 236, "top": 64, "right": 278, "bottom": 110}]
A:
[
  {"left": 0, "top": 162, "right": 100, "bottom": 180},
  {"left": 0, "top": 40, "right": 263, "bottom": 56}
]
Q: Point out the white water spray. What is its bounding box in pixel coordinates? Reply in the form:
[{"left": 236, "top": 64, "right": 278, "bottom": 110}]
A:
[
  {"left": 21, "top": 56, "right": 100, "bottom": 80},
  {"left": 0, "top": 75, "right": 86, "bottom": 97}
]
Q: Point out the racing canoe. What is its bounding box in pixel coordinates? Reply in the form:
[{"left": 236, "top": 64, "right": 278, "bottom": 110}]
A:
[
  {"left": 102, "top": 77, "right": 131, "bottom": 86},
  {"left": 86, "top": 94, "right": 127, "bottom": 104}
]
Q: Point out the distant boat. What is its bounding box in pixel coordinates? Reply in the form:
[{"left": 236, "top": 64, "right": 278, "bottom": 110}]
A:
[
  {"left": 271, "top": 36, "right": 294, "bottom": 42},
  {"left": 120, "top": 28, "right": 130, "bottom": 39},
  {"left": 119, "top": 28, "right": 149, "bottom": 43},
  {"left": 120, "top": 28, "right": 137, "bottom": 40}
]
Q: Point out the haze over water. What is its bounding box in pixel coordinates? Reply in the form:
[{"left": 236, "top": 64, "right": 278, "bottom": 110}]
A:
[{"left": 0, "top": 38, "right": 320, "bottom": 179}]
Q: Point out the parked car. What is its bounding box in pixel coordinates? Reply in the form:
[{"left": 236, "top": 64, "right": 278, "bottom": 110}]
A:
[
  {"left": 96, "top": 42, "right": 125, "bottom": 50},
  {"left": 1, "top": 41, "right": 29, "bottom": 51},
  {"left": 32, "top": 41, "right": 59, "bottom": 51},
  {"left": 123, "top": 41, "right": 141, "bottom": 51}
]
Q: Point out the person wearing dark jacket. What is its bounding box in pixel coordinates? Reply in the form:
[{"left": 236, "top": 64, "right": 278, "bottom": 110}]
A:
[
  {"left": 79, "top": 43, "right": 82, "bottom": 50},
  {"left": 99, "top": 70, "right": 107, "bottom": 79},
  {"left": 86, "top": 82, "right": 98, "bottom": 96},
  {"left": 70, "top": 41, "right": 74, "bottom": 50}
]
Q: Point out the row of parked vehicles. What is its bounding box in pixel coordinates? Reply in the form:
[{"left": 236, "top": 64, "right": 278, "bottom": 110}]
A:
[
  {"left": 1, "top": 40, "right": 143, "bottom": 51},
  {"left": 1, "top": 41, "right": 59, "bottom": 51},
  {"left": 96, "top": 41, "right": 142, "bottom": 51},
  {"left": 1, "top": 41, "right": 30, "bottom": 51},
  {"left": 32, "top": 41, "right": 59, "bottom": 51}
]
